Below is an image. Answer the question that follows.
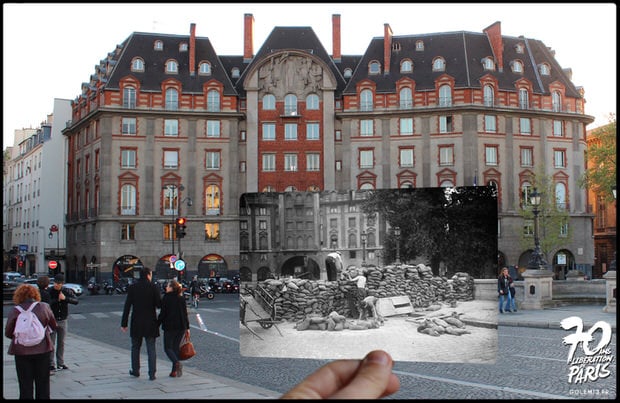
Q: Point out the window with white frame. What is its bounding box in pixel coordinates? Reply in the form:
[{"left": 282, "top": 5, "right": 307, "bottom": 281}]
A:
[
  {"left": 343, "top": 68, "right": 352, "bottom": 78},
  {"left": 262, "top": 154, "right": 276, "bottom": 171},
  {"left": 206, "top": 120, "right": 220, "bottom": 137},
  {"left": 515, "top": 43, "right": 524, "bottom": 53},
  {"left": 163, "top": 150, "right": 178, "bottom": 168},
  {"left": 439, "top": 115, "right": 452, "bottom": 133},
  {"left": 207, "top": 89, "right": 220, "bottom": 112},
  {"left": 395, "top": 117, "right": 412, "bottom": 136},
  {"left": 120, "top": 184, "right": 136, "bottom": 215},
  {"left": 231, "top": 67, "right": 240, "bottom": 78},
  {"left": 520, "top": 117, "right": 531, "bottom": 135},
  {"left": 306, "top": 94, "right": 319, "bottom": 110},
  {"left": 166, "top": 60, "right": 178, "bottom": 73},
  {"left": 335, "top": 160, "right": 342, "bottom": 171},
  {"left": 285, "top": 123, "right": 297, "bottom": 140},
  {"left": 131, "top": 59, "right": 144, "bottom": 72},
  {"left": 262, "top": 94, "right": 275, "bottom": 110},
  {"left": 552, "top": 91, "right": 562, "bottom": 112},
  {"left": 439, "top": 146, "right": 454, "bottom": 166},
  {"left": 164, "top": 119, "right": 178, "bottom": 136},
  {"left": 555, "top": 182, "right": 567, "bottom": 210},
  {"left": 433, "top": 57, "right": 445, "bottom": 71},
  {"left": 122, "top": 118, "right": 137, "bottom": 135},
  {"left": 240, "top": 161, "right": 246, "bottom": 172},
  {"left": 179, "top": 42, "right": 188, "bottom": 51},
  {"left": 306, "top": 153, "right": 320, "bottom": 171},
  {"left": 335, "top": 130, "right": 342, "bottom": 141},
  {"left": 199, "top": 62, "right": 211, "bottom": 75},
  {"left": 400, "top": 59, "right": 413, "bottom": 73},
  {"left": 485, "top": 145, "right": 498, "bottom": 166},
  {"left": 284, "top": 94, "right": 297, "bottom": 115},
  {"left": 359, "top": 150, "right": 374, "bottom": 168},
  {"left": 554, "top": 150, "right": 566, "bottom": 168},
  {"left": 521, "top": 182, "right": 533, "bottom": 207},
  {"left": 284, "top": 154, "right": 298, "bottom": 171},
  {"left": 512, "top": 60, "right": 523, "bottom": 73},
  {"left": 553, "top": 120, "right": 563, "bottom": 137},
  {"left": 121, "top": 149, "right": 136, "bottom": 168},
  {"left": 523, "top": 219, "right": 534, "bottom": 236},
  {"left": 165, "top": 88, "right": 178, "bottom": 110},
  {"left": 360, "top": 119, "right": 373, "bottom": 136},
  {"left": 483, "top": 85, "right": 494, "bottom": 106},
  {"left": 400, "top": 148, "right": 414, "bottom": 167},
  {"left": 154, "top": 40, "right": 163, "bottom": 50},
  {"left": 416, "top": 40, "right": 424, "bottom": 51},
  {"left": 360, "top": 89, "right": 373, "bottom": 111},
  {"left": 483, "top": 57, "right": 494, "bottom": 70},
  {"left": 399, "top": 87, "right": 413, "bottom": 109},
  {"left": 262, "top": 123, "right": 276, "bottom": 141},
  {"left": 123, "top": 87, "right": 136, "bottom": 108},
  {"left": 540, "top": 64, "right": 550, "bottom": 75},
  {"left": 520, "top": 147, "right": 533, "bottom": 167},
  {"left": 559, "top": 220, "right": 568, "bottom": 237},
  {"left": 485, "top": 115, "right": 497, "bottom": 133},
  {"left": 519, "top": 88, "right": 529, "bottom": 109},
  {"left": 206, "top": 151, "right": 220, "bottom": 170},
  {"left": 306, "top": 123, "right": 320, "bottom": 140},
  {"left": 369, "top": 61, "right": 380, "bottom": 74},
  {"left": 438, "top": 84, "right": 451, "bottom": 106}
]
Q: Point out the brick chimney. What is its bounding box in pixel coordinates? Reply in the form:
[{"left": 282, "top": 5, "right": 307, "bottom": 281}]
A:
[
  {"left": 332, "top": 14, "right": 341, "bottom": 62},
  {"left": 384, "top": 23, "right": 393, "bottom": 74},
  {"left": 483, "top": 21, "right": 504, "bottom": 72},
  {"left": 189, "top": 23, "right": 196, "bottom": 76},
  {"left": 244, "top": 13, "right": 254, "bottom": 62}
]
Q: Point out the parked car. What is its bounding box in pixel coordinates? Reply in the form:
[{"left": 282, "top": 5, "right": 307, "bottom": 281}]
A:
[
  {"left": 3, "top": 272, "right": 24, "bottom": 282},
  {"left": 3, "top": 280, "right": 18, "bottom": 301},
  {"left": 49, "top": 280, "right": 83, "bottom": 297}
]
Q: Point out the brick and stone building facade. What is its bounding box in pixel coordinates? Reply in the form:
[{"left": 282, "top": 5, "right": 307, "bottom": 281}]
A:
[{"left": 61, "top": 14, "right": 594, "bottom": 282}]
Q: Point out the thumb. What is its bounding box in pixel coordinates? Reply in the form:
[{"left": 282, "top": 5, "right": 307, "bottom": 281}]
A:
[{"left": 331, "top": 350, "right": 399, "bottom": 399}]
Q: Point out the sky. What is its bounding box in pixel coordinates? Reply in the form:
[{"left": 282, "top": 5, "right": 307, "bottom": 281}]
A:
[{"left": 3, "top": 2, "right": 616, "bottom": 149}]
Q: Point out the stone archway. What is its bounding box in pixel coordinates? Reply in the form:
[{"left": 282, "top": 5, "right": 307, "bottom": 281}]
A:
[
  {"left": 552, "top": 249, "right": 576, "bottom": 280},
  {"left": 280, "top": 256, "right": 320, "bottom": 280}
]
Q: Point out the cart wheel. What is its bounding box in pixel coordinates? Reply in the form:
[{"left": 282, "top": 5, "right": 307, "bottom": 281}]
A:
[{"left": 259, "top": 321, "right": 273, "bottom": 329}]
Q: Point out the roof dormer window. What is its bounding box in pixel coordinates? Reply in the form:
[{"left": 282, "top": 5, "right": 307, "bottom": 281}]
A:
[
  {"left": 511, "top": 60, "right": 524, "bottom": 74},
  {"left": 369, "top": 61, "right": 381, "bottom": 75},
  {"left": 179, "top": 42, "right": 188, "bottom": 52},
  {"left": 231, "top": 67, "right": 240, "bottom": 78},
  {"left": 165, "top": 60, "right": 178, "bottom": 74},
  {"left": 482, "top": 57, "right": 495, "bottom": 71},
  {"left": 515, "top": 43, "right": 524, "bottom": 54},
  {"left": 415, "top": 40, "right": 424, "bottom": 51},
  {"left": 154, "top": 40, "right": 163, "bottom": 51},
  {"left": 131, "top": 58, "right": 144, "bottom": 72},
  {"left": 400, "top": 59, "right": 413, "bottom": 73},
  {"left": 432, "top": 57, "right": 445, "bottom": 72},
  {"left": 343, "top": 68, "right": 352, "bottom": 78},
  {"left": 539, "top": 63, "right": 550, "bottom": 75},
  {"left": 199, "top": 62, "right": 211, "bottom": 75}
]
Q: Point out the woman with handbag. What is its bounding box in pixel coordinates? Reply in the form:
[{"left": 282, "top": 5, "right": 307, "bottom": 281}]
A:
[{"left": 157, "top": 280, "right": 189, "bottom": 377}]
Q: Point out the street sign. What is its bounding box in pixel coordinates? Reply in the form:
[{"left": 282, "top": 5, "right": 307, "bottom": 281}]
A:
[
  {"left": 50, "top": 225, "right": 58, "bottom": 232},
  {"left": 174, "top": 259, "right": 186, "bottom": 272},
  {"left": 48, "top": 261, "right": 58, "bottom": 270},
  {"left": 170, "top": 255, "right": 177, "bottom": 263}
]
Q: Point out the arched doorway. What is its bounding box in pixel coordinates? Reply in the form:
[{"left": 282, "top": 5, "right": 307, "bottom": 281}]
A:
[
  {"left": 552, "top": 249, "right": 575, "bottom": 280},
  {"left": 197, "top": 254, "right": 227, "bottom": 278},
  {"left": 257, "top": 266, "right": 272, "bottom": 281},
  {"left": 112, "top": 255, "right": 144, "bottom": 282},
  {"left": 281, "top": 256, "right": 320, "bottom": 280},
  {"left": 239, "top": 267, "right": 252, "bottom": 282}
]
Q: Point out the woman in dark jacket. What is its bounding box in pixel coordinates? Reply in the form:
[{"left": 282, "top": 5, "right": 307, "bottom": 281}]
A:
[
  {"left": 158, "top": 280, "right": 189, "bottom": 377},
  {"left": 5, "top": 284, "right": 58, "bottom": 399}
]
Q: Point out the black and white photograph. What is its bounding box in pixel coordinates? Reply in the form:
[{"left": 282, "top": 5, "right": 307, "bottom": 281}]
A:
[{"left": 239, "top": 186, "right": 500, "bottom": 363}]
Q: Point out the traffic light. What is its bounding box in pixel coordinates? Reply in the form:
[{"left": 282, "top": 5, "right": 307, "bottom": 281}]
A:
[{"left": 176, "top": 217, "right": 187, "bottom": 238}]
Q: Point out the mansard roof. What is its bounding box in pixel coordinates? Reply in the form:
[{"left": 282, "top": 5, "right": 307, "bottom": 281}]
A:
[
  {"left": 342, "top": 30, "right": 581, "bottom": 98},
  {"left": 106, "top": 32, "right": 238, "bottom": 95}
]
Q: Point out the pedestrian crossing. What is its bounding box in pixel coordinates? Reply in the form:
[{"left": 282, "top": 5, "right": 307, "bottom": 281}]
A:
[{"left": 68, "top": 306, "right": 238, "bottom": 320}]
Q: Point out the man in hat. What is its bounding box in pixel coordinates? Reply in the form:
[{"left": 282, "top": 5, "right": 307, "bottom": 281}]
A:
[{"left": 48, "top": 273, "right": 79, "bottom": 372}]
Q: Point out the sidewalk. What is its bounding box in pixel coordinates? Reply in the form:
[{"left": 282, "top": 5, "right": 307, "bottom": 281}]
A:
[
  {"left": 2, "top": 327, "right": 280, "bottom": 400},
  {"left": 3, "top": 303, "right": 616, "bottom": 399}
]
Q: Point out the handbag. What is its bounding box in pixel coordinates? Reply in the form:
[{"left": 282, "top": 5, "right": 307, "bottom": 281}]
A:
[{"left": 179, "top": 329, "right": 196, "bottom": 360}]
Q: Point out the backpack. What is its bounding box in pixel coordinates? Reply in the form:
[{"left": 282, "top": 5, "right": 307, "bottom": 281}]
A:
[{"left": 13, "top": 302, "right": 47, "bottom": 347}]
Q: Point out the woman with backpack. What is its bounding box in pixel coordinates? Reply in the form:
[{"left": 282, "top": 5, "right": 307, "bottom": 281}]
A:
[{"left": 4, "top": 284, "right": 58, "bottom": 399}]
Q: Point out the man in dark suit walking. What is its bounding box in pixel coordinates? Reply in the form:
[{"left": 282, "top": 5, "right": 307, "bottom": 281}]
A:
[{"left": 121, "top": 267, "right": 162, "bottom": 380}]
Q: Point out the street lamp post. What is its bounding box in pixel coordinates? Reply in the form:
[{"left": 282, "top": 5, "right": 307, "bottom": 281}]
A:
[
  {"left": 361, "top": 231, "right": 367, "bottom": 267},
  {"left": 394, "top": 226, "right": 401, "bottom": 265},
  {"left": 527, "top": 188, "right": 548, "bottom": 270}
]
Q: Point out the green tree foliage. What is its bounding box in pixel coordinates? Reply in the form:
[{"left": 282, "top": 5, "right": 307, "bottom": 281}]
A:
[
  {"left": 519, "top": 169, "right": 572, "bottom": 264},
  {"left": 361, "top": 186, "right": 498, "bottom": 278},
  {"left": 579, "top": 114, "right": 617, "bottom": 202}
]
